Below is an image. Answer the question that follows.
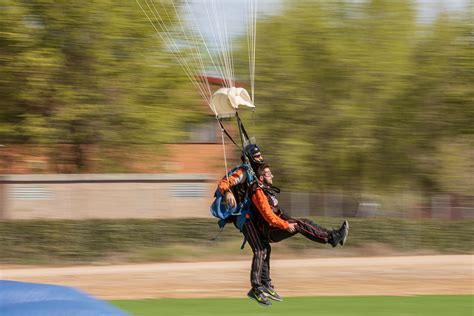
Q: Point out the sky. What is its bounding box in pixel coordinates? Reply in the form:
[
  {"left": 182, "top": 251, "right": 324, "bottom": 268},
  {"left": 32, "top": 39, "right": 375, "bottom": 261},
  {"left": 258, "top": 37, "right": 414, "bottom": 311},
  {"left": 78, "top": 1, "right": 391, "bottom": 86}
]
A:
[{"left": 184, "top": 0, "right": 470, "bottom": 48}]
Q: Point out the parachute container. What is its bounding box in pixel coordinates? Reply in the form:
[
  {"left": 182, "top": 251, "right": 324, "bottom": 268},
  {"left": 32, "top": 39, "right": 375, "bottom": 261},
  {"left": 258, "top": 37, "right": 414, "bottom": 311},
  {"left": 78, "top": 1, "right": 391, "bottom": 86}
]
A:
[{"left": 210, "top": 87, "right": 255, "bottom": 118}]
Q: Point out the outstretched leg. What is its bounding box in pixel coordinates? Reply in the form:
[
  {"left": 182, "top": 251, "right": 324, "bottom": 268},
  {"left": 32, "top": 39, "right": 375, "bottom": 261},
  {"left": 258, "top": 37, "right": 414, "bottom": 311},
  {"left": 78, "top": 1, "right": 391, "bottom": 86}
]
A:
[
  {"left": 294, "top": 218, "right": 330, "bottom": 244},
  {"left": 265, "top": 218, "right": 327, "bottom": 243},
  {"left": 268, "top": 218, "right": 349, "bottom": 247},
  {"left": 296, "top": 218, "right": 349, "bottom": 247}
]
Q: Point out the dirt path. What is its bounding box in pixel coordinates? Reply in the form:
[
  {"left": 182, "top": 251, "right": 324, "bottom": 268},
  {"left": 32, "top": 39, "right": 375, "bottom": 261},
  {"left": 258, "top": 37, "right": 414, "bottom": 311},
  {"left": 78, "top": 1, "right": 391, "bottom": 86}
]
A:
[{"left": 1, "top": 255, "right": 472, "bottom": 299}]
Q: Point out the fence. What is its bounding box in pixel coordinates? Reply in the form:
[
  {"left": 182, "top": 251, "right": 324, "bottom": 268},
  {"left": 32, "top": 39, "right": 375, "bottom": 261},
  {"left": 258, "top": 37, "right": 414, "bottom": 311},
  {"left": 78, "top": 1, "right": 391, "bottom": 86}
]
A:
[
  {"left": 0, "top": 174, "right": 472, "bottom": 220},
  {"left": 279, "top": 191, "right": 473, "bottom": 219}
]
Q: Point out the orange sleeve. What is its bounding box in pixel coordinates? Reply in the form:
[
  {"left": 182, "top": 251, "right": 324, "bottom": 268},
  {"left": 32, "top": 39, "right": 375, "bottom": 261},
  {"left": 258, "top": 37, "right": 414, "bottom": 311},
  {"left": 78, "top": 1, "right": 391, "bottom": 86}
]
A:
[
  {"left": 251, "top": 187, "right": 289, "bottom": 230},
  {"left": 217, "top": 167, "right": 247, "bottom": 195}
]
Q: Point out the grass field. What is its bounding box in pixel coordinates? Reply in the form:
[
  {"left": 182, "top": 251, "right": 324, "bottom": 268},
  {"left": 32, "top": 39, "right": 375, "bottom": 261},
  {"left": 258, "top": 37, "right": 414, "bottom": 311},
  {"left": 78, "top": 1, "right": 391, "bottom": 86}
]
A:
[{"left": 112, "top": 295, "right": 473, "bottom": 316}]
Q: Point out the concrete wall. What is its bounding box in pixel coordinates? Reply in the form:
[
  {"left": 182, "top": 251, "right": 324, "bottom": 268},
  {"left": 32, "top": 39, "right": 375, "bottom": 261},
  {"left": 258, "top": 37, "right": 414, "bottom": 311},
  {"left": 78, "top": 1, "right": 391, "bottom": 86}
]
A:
[{"left": 0, "top": 174, "right": 216, "bottom": 220}]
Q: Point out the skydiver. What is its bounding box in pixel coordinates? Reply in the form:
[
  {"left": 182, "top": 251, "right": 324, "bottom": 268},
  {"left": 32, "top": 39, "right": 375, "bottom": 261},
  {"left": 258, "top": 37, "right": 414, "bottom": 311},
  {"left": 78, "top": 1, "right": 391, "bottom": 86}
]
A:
[
  {"left": 216, "top": 145, "right": 349, "bottom": 306},
  {"left": 217, "top": 143, "right": 263, "bottom": 211},
  {"left": 242, "top": 164, "right": 349, "bottom": 306}
]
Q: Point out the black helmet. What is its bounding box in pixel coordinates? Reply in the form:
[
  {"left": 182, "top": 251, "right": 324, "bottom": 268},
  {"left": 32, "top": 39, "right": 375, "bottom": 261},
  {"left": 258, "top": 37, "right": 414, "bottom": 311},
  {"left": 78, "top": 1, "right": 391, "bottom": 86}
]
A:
[{"left": 242, "top": 144, "right": 264, "bottom": 171}]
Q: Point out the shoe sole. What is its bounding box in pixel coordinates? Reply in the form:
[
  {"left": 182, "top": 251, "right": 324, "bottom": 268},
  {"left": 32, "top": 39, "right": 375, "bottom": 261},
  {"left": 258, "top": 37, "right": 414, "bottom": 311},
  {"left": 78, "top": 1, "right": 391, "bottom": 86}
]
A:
[
  {"left": 340, "top": 220, "right": 349, "bottom": 246},
  {"left": 247, "top": 294, "right": 272, "bottom": 306}
]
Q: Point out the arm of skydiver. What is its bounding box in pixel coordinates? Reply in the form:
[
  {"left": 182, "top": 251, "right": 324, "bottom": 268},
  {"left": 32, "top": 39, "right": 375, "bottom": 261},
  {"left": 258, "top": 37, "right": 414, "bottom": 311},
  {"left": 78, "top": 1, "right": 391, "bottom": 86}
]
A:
[
  {"left": 217, "top": 167, "right": 247, "bottom": 195},
  {"left": 251, "top": 187, "right": 289, "bottom": 230},
  {"left": 217, "top": 167, "right": 248, "bottom": 207}
]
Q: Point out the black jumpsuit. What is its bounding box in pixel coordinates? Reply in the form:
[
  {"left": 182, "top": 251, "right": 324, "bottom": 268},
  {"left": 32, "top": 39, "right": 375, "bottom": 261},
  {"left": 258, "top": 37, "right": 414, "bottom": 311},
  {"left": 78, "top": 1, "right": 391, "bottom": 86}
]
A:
[{"left": 241, "top": 183, "right": 333, "bottom": 289}]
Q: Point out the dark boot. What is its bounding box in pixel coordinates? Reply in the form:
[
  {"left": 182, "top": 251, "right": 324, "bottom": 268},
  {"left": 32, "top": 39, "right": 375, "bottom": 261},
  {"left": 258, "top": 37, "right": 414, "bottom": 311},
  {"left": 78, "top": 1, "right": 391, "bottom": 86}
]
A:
[{"left": 329, "top": 220, "right": 349, "bottom": 247}]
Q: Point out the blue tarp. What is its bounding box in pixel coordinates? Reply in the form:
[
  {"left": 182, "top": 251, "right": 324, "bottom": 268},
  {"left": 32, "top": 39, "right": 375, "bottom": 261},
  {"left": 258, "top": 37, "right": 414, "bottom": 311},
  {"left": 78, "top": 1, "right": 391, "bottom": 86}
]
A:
[{"left": 0, "top": 280, "right": 129, "bottom": 316}]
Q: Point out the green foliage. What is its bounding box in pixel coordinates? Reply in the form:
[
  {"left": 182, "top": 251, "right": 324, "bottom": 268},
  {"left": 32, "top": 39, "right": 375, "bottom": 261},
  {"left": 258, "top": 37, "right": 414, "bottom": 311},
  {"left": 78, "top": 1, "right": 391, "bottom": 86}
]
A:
[
  {"left": 1, "top": 218, "right": 472, "bottom": 264},
  {"left": 1, "top": 1, "right": 472, "bottom": 194},
  {"left": 0, "top": 0, "right": 201, "bottom": 170},
  {"left": 235, "top": 1, "right": 473, "bottom": 194},
  {"left": 112, "top": 296, "right": 474, "bottom": 316}
]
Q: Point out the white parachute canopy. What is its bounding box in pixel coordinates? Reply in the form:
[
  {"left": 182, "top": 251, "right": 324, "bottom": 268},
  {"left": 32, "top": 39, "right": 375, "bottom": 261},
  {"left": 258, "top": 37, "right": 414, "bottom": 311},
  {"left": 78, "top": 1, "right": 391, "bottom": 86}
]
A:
[
  {"left": 135, "top": 0, "right": 259, "bottom": 178},
  {"left": 210, "top": 87, "right": 255, "bottom": 118},
  {"left": 135, "top": 0, "right": 258, "bottom": 113}
]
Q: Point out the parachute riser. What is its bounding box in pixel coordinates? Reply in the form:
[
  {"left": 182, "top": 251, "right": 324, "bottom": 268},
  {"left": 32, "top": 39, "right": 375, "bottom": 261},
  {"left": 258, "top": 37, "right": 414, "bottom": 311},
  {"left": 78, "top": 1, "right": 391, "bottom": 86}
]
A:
[
  {"left": 235, "top": 112, "right": 257, "bottom": 178},
  {"left": 216, "top": 112, "right": 255, "bottom": 170}
]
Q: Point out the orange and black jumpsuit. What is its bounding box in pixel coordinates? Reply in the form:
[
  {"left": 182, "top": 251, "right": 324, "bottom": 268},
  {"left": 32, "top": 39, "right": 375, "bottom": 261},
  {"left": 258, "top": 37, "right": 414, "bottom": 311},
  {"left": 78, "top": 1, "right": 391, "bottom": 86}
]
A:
[{"left": 218, "top": 167, "right": 332, "bottom": 290}]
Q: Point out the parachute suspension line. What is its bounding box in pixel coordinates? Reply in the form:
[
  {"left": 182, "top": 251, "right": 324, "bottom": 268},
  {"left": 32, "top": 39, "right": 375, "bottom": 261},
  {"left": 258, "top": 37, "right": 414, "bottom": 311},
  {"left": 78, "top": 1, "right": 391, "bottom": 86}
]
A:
[
  {"left": 209, "top": 0, "right": 228, "bottom": 86},
  {"left": 169, "top": 0, "right": 213, "bottom": 103},
  {"left": 246, "top": 0, "right": 257, "bottom": 103},
  {"left": 236, "top": 115, "right": 245, "bottom": 155},
  {"left": 246, "top": 0, "right": 258, "bottom": 137},
  {"left": 252, "top": 0, "right": 257, "bottom": 96},
  {"left": 203, "top": 0, "right": 252, "bottom": 170},
  {"left": 135, "top": 0, "right": 212, "bottom": 105},
  {"left": 202, "top": 2, "right": 223, "bottom": 86},
  {"left": 182, "top": 0, "right": 219, "bottom": 99},
  {"left": 225, "top": 1, "right": 236, "bottom": 87},
  {"left": 137, "top": 0, "right": 258, "bottom": 126},
  {"left": 181, "top": 3, "right": 218, "bottom": 105},
  {"left": 235, "top": 112, "right": 251, "bottom": 150},
  {"left": 201, "top": 1, "right": 231, "bottom": 88},
  {"left": 219, "top": 120, "right": 229, "bottom": 183},
  {"left": 136, "top": 0, "right": 217, "bottom": 106},
  {"left": 225, "top": 17, "right": 235, "bottom": 88},
  {"left": 218, "top": 0, "right": 235, "bottom": 87},
  {"left": 252, "top": 108, "right": 255, "bottom": 137},
  {"left": 207, "top": 0, "right": 233, "bottom": 88}
]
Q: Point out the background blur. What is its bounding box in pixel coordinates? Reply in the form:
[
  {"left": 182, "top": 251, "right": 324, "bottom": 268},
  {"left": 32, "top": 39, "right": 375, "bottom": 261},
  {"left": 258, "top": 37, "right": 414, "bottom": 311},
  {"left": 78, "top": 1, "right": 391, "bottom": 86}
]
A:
[{"left": 0, "top": 0, "right": 472, "bottom": 264}]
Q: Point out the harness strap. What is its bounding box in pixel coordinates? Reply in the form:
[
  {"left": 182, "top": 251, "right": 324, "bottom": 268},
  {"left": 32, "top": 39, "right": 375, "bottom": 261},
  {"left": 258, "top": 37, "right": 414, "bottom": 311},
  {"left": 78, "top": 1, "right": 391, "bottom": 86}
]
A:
[
  {"left": 217, "top": 119, "right": 239, "bottom": 148},
  {"left": 240, "top": 235, "right": 247, "bottom": 249},
  {"left": 210, "top": 226, "right": 225, "bottom": 241},
  {"left": 236, "top": 113, "right": 250, "bottom": 143}
]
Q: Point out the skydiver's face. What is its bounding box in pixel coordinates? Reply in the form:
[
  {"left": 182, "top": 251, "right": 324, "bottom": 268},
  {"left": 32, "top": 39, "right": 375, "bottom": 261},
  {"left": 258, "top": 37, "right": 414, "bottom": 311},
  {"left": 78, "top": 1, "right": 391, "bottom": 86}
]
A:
[
  {"left": 253, "top": 152, "right": 263, "bottom": 162},
  {"left": 260, "top": 167, "right": 273, "bottom": 185}
]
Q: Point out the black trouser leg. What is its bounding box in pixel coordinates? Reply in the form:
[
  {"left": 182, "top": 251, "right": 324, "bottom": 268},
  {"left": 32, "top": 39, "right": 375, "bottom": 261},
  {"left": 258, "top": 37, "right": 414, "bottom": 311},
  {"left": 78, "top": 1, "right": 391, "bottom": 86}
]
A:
[
  {"left": 261, "top": 243, "right": 272, "bottom": 287},
  {"left": 267, "top": 217, "right": 329, "bottom": 244},
  {"left": 242, "top": 220, "right": 268, "bottom": 289},
  {"left": 266, "top": 221, "right": 297, "bottom": 243},
  {"left": 294, "top": 218, "right": 330, "bottom": 244}
]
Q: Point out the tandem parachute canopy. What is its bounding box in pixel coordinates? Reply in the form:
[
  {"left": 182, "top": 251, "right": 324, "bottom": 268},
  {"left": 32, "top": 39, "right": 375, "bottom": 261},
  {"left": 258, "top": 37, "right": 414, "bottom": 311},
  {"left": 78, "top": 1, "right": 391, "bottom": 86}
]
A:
[
  {"left": 211, "top": 87, "right": 255, "bottom": 118},
  {"left": 135, "top": 0, "right": 258, "bottom": 114},
  {"left": 136, "top": 0, "right": 260, "bottom": 175}
]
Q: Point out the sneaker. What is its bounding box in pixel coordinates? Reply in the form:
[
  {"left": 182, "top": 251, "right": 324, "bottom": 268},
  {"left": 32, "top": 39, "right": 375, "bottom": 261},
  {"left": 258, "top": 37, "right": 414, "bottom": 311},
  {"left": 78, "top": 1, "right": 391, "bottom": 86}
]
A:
[
  {"left": 329, "top": 220, "right": 349, "bottom": 247},
  {"left": 247, "top": 287, "right": 272, "bottom": 306},
  {"left": 339, "top": 220, "right": 349, "bottom": 246},
  {"left": 262, "top": 285, "right": 283, "bottom": 302}
]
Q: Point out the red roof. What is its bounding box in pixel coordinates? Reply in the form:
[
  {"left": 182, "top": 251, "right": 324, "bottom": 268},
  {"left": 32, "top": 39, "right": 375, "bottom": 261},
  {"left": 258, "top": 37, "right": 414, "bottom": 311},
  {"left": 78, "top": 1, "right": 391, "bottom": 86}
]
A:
[{"left": 197, "top": 75, "right": 246, "bottom": 88}]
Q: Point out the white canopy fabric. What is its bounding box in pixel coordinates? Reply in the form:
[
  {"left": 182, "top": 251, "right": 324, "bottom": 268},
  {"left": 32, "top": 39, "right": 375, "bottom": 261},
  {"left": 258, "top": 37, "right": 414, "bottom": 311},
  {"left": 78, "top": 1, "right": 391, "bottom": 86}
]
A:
[
  {"left": 136, "top": 0, "right": 259, "bottom": 177},
  {"left": 210, "top": 87, "right": 255, "bottom": 118}
]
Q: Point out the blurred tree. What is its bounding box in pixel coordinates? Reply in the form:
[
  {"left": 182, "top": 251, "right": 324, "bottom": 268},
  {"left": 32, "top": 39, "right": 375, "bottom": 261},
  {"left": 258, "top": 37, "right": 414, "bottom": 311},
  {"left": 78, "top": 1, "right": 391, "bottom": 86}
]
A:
[
  {"left": 375, "top": 10, "right": 474, "bottom": 195},
  {"left": 0, "top": 0, "right": 200, "bottom": 171},
  {"left": 1, "top": 0, "right": 471, "bottom": 192},
  {"left": 238, "top": 0, "right": 416, "bottom": 191},
  {"left": 235, "top": 0, "right": 473, "bottom": 196}
]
